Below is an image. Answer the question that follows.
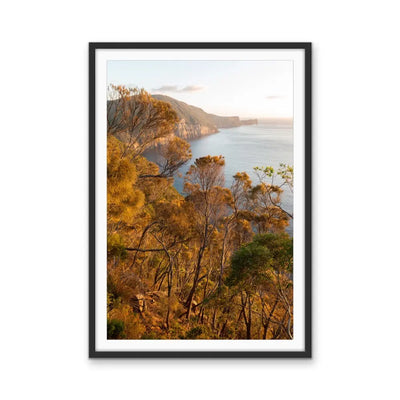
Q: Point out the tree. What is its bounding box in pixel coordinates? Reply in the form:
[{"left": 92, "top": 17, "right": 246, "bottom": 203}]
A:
[
  {"left": 183, "top": 156, "right": 232, "bottom": 318},
  {"left": 227, "top": 233, "right": 293, "bottom": 339},
  {"left": 107, "top": 85, "right": 178, "bottom": 158},
  {"left": 253, "top": 163, "right": 294, "bottom": 220},
  {"left": 252, "top": 233, "right": 293, "bottom": 339},
  {"left": 229, "top": 172, "right": 254, "bottom": 247},
  {"left": 139, "top": 136, "right": 192, "bottom": 179},
  {"left": 227, "top": 240, "right": 270, "bottom": 339},
  {"left": 107, "top": 135, "right": 144, "bottom": 231}
]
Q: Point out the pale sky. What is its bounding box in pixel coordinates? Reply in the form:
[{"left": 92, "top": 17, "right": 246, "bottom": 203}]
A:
[{"left": 107, "top": 60, "right": 293, "bottom": 119}]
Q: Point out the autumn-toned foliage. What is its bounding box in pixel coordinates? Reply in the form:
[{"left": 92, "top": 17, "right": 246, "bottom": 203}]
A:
[{"left": 106, "top": 86, "right": 293, "bottom": 340}]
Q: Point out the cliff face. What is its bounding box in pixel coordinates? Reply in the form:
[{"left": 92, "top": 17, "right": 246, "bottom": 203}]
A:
[
  {"left": 152, "top": 95, "right": 257, "bottom": 139},
  {"left": 175, "top": 120, "right": 218, "bottom": 140}
]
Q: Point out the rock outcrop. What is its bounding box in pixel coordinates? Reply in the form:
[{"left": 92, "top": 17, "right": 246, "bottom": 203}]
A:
[{"left": 240, "top": 119, "right": 258, "bottom": 126}]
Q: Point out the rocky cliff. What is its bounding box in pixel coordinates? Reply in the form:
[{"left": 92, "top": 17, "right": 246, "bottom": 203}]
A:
[
  {"left": 152, "top": 95, "right": 257, "bottom": 139},
  {"left": 175, "top": 120, "right": 218, "bottom": 140}
]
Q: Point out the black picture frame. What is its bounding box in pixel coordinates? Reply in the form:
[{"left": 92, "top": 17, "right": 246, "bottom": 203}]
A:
[{"left": 89, "top": 42, "right": 312, "bottom": 358}]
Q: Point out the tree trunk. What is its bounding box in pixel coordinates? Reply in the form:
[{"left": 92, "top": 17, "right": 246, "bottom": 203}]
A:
[
  {"left": 218, "top": 226, "right": 229, "bottom": 287},
  {"left": 247, "top": 295, "right": 252, "bottom": 339},
  {"left": 262, "top": 298, "right": 279, "bottom": 339},
  {"left": 185, "top": 232, "right": 207, "bottom": 318},
  {"left": 241, "top": 292, "right": 251, "bottom": 340}
]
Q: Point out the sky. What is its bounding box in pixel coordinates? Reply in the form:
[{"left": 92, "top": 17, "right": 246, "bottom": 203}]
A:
[{"left": 107, "top": 60, "right": 293, "bottom": 119}]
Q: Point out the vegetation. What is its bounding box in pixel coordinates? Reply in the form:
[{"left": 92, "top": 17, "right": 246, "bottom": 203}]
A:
[{"left": 107, "top": 85, "right": 294, "bottom": 340}]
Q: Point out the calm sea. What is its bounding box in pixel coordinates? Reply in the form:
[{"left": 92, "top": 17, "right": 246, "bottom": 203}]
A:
[{"left": 146, "top": 124, "right": 293, "bottom": 233}]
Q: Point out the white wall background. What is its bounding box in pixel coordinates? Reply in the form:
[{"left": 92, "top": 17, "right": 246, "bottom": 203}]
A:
[{"left": 1, "top": 1, "right": 399, "bottom": 399}]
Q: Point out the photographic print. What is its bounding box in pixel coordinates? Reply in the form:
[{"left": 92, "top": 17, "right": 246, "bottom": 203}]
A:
[{"left": 89, "top": 43, "right": 311, "bottom": 357}]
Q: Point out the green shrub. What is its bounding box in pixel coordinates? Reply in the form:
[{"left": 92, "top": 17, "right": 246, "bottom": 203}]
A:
[
  {"left": 107, "top": 319, "right": 125, "bottom": 339},
  {"left": 185, "top": 326, "right": 203, "bottom": 339}
]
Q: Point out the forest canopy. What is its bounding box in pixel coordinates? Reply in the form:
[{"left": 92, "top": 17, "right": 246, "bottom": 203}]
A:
[{"left": 107, "top": 85, "right": 294, "bottom": 340}]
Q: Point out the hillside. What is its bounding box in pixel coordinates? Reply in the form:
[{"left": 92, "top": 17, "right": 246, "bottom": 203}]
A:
[{"left": 152, "top": 94, "right": 256, "bottom": 140}]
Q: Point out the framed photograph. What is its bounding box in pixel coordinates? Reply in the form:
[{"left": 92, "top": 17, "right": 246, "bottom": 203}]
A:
[{"left": 89, "top": 42, "right": 311, "bottom": 358}]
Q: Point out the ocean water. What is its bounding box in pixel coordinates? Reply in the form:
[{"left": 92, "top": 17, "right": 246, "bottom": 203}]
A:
[{"left": 146, "top": 124, "right": 293, "bottom": 233}]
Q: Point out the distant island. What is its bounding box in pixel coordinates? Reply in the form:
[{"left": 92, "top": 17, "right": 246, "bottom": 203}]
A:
[{"left": 152, "top": 95, "right": 258, "bottom": 140}]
